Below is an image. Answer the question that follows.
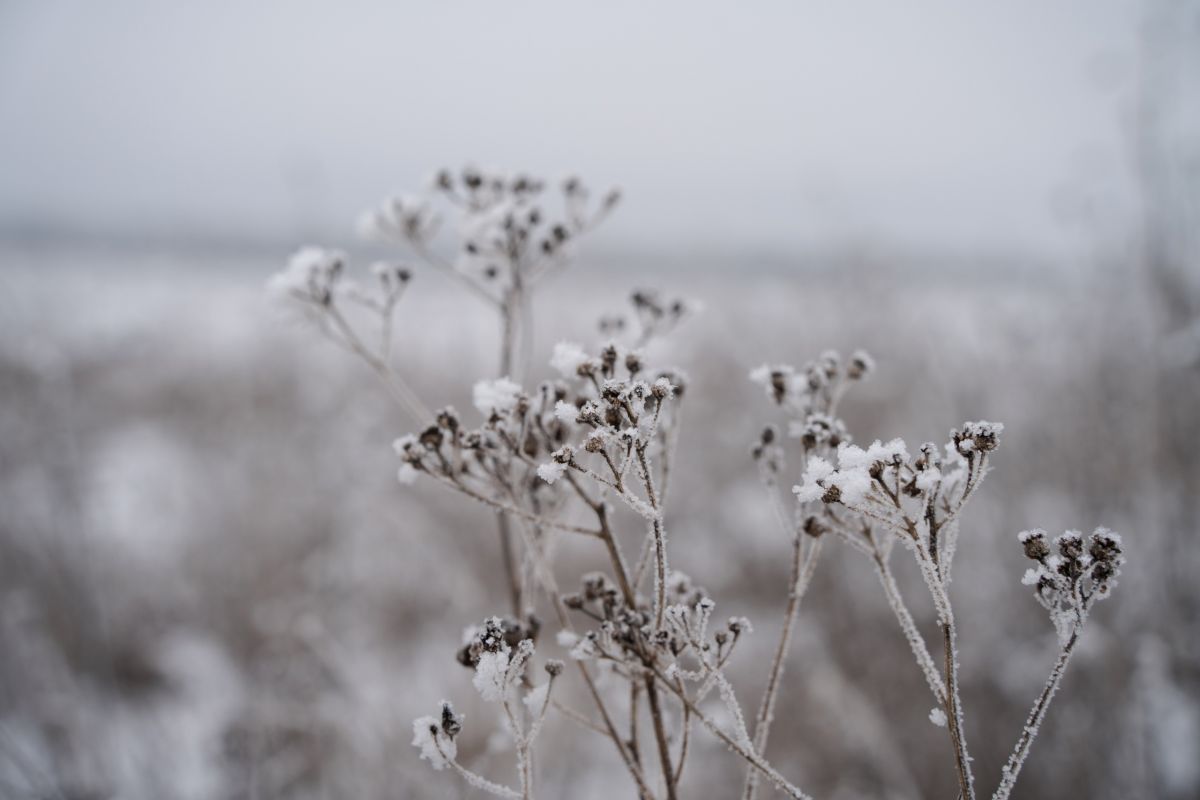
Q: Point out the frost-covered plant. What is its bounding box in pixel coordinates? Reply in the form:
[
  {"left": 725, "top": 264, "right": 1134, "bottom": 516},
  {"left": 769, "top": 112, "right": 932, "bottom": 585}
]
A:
[
  {"left": 271, "top": 166, "right": 621, "bottom": 615},
  {"left": 409, "top": 617, "right": 562, "bottom": 799},
  {"left": 271, "top": 167, "right": 1127, "bottom": 800}
]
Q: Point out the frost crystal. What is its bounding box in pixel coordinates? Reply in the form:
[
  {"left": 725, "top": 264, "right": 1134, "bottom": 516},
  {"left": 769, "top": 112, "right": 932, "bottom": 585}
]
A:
[
  {"left": 550, "top": 341, "right": 590, "bottom": 378},
  {"left": 537, "top": 461, "right": 567, "bottom": 484},
  {"left": 412, "top": 716, "right": 455, "bottom": 770},
  {"left": 837, "top": 438, "right": 908, "bottom": 470},
  {"left": 473, "top": 378, "right": 522, "bottom": 415},
  {"left": 915, "top": 467, "right": 941, "bottom": 491},
  {"left": 473, "top": 649, "right": 511, "bottom": 702},
  {"left": 792, "top": 456, "right": 835, "bottom": 503},
  {"left": 828, "top": 468, "right": 872, "bottom": 504},
  {"left": 553, "top": 400, "right": 578, "bottom": 424},
  {"left": 523, "top": 683, "right": 550, "bottom": 712},
  {"left": 929, "top": 707, "right": 948, "bottom": 727}
]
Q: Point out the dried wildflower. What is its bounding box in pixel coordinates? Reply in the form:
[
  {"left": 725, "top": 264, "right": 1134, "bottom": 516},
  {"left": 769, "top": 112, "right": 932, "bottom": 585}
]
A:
[
  {"left": 953, "top": 420, "right": 1004, "bottom": 455},
  {"left": 847, "top": 349, "right": 875, "bottom": 380},
  {"left": 749, "top": 364, "right": 796, "bottom": 405},
  {"left": 788, "top": 412, "right": 848, "bottom": 449},
  {"left": 278, "top": 171, "right": 1130, "bottom": 800},
  {"left": 359, "top": 195, "right": 441, "bottom": 245},
  {"left": 268, "top": 246, "right": 346, "bottom": 306},
  {"left": 412, "top": 701, "right": 463, "bottom": 770},
  {"left": 1019, "top": 527, "right": 1125, "bottom": 644}
]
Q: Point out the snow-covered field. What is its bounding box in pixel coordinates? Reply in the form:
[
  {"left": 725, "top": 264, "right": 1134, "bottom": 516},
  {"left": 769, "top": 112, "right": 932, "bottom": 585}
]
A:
[{"left": 0, "top": 245, "right": 1196, "bottom": 798}]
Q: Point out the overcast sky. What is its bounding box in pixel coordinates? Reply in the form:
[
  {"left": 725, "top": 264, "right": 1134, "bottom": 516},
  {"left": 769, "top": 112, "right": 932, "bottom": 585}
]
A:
[{"left": 0, "top": 1, "right": 1148, "bottom": 258}]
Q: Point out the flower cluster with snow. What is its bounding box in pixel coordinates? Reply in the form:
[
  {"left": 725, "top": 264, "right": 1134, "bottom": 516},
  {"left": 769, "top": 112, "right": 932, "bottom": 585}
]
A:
[{"left": 272, "top": 166, "right": 1128, "bottom": 800}]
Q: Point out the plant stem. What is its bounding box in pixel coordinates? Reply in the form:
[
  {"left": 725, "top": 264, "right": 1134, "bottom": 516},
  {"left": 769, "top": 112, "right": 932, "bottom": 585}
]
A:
[
  {"left": 873, "top": 551, "right": 948, "bottom": 705},
  {"left": 644, "top": 676, "right": 679, "bottom": 800},
  {"left": 743, "top": 534, "right": 823, "bottom": 800},
  {"left": 992, "top": 626, "right": 1081, "bottom": 800},
  {"left": 941, "top": 611, "right": 975, "bottom": 800},
  {"left": 655, "top": 671, "right": 813, "bottom": 800},
  {"left": 497, "top": 288, "right": 524, "bottom": 616}
]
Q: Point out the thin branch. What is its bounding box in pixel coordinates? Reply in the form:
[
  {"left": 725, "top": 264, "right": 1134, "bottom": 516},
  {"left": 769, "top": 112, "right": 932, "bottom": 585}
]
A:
[
  {"left": 872, "top": 550, "right": 948, "bottom": 705},
  {"left": 655, "top": 671, "right": 813, "bottom": 800},
  {"left": 427, "top": 473, "right": 601, "bottom": 537},
  {"left": 743, "top": 534, "right": 823, "bottom": 800},
  {"left": 992, "top": 622, "right": 1083, "bottom": 800}
]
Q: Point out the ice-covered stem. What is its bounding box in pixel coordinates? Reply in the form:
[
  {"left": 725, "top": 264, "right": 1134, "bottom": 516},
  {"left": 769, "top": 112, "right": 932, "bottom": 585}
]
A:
[
  {"left": 568, "top": 473, "right": 676, "bottom": 799},
  {"left": 742, "top": 533, "right": 824, "bottom": 800},
  {"left": 578, "top": 661, "right": 657, "bottom": 800},
  {"left": 628, "top": 440, "right": 680, "bottom": 797},
  {"left": 655, "top": 670, "right": 813, "bottom": 800},
  {"left": 914, "top": 524, "right": 977, "bottom": 800},
  {"left": 941, "top": 607, "right": 975, "bottom": 800},
  {"left": 496, "top": 282, "right": 526, "bottom": 617},
  {"left": 425, "top": 472, "right": 601, "bottom": 537},
  {"left": 644, "top": 675, "right": 679, "bottom": 800},
  {"left": 633, "top": 441, "right": 669, "bottom": 631},
  {"left": 872, "top": 548, "right": 948, "bottom": 705},
  {"left": 994, "top": 527, "right": 1124, "bottom": 798},
  {"left": 324, "top": 303, "right": 431, "bottom": 423},
  {"left": 436, "top": 746, "right": 522, "bottom": 800},
  {"left": 992, "top": 623, "right": 1081, "bottom": 800},
  {"left": 506, "top": 513, "right": 657, "bottom": 799},
  {"left": 496, "top": 514, "right": 523, "bottom": 617},
  {"left": 407, "top": 237, "right": 500, "bottom": 308},
  {"left": 628, "top": 682, "right": 643, "bottom": 778}
]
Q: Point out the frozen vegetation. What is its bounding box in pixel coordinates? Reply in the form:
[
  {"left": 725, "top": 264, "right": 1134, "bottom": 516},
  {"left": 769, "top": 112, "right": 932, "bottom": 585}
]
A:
[{"left": 0, "top": 167, "right": 1196, "bottom": 799}]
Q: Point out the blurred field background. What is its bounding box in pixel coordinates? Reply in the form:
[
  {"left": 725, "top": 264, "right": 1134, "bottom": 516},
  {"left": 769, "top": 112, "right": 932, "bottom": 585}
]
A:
[{"left": 2, "top": 1, "right": 1199, "bottom": 798}]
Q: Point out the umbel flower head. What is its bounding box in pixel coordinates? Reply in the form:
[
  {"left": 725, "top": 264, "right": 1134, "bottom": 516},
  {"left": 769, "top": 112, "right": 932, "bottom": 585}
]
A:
[{"left": 1018, "top": 527, "right": 1125, "bottom": 645}]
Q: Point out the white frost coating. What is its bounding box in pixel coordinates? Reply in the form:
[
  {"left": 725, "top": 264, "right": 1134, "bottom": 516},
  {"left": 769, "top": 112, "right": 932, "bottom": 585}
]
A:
[
  {"left": 835, "top": 441, "right": 871, "bottom": 470},
  {"left": 555, "top": 629, "right": 579, "bottom": 649},
  {"left": 716, "top": 672, "right": 754, "bottom": 749},
  {"left": 569, "top": 636, "right": 597, "bottom": 660},
  {"left": 874, "top": 558, "right": 948, "bottom": 704},
  {"left": 412, "top": 716, "right": 454, "bottom": 769},
  {"left": 553, "top": 400, "right": 578, "bottom": 424},
  {"left": 268, "top": 246, "right": 344, "bottom": 297},
  {"left": 536, "top": 461, "right": 567, "bottom": 484},
  {"left": 829, "top": 468, "right": 873, "bottom": 504},
  {"left": 398, "top": 463, "right": 419, "bottom": 485},
  {"left": 523, "top": 683, "right": 550, "bottom": 712},
  {"left": 473, "top": 378, "right": 522, "bottom": 415},
  {"left": 792, "top": 456, "right": 834, "bottom": 503},
  {"left": 473, "top": 650, "right": 511, "bottom": 702},
  {"left": 392, "top": 433, "right": 420, "bottom": 456},
  {"left": 838, "top": 438, "right": 908, "bottom": 470},
  {"left": 929, "top": 707, "right": 948, "bottom": 727},
  {"left": 915, "top": 467, "right": 941, "bottom": 491},
  {"left": 550, "top": 341, "right": 589, "bottom": 378},
  {"left": 621, "top": 493, "right": 660, "bottom": 522},
  {"left": 992, "top": 631, "right": 1082, "bottom": 800}
]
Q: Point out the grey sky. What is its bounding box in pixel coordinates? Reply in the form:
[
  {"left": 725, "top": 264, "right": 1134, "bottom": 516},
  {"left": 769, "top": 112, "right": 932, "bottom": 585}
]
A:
[{"left": 0, "top": 0, "right": 1145, "bottom": 258}]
